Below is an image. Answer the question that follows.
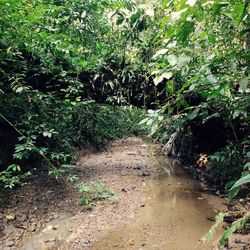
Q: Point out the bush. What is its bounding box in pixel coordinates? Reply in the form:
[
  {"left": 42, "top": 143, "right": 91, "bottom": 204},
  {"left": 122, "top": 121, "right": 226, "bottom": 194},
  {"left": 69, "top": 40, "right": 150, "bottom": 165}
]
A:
[
  {"left": 0, "top": 91, "right": 146, "bottom": 188},
  {"left": 205, "top": 145, "right": 244, "bottom": 190}
]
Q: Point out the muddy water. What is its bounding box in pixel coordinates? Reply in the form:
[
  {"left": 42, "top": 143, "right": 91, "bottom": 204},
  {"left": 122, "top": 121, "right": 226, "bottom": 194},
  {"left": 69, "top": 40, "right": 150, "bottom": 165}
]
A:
[{"left": 90, "top": 156, "right": 225, "bottom": 250}]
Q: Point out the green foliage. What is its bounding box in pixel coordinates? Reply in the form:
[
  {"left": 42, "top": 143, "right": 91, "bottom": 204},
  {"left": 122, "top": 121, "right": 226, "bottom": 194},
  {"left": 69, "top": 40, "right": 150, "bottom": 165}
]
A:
[
  {"left": 202, "top": 212, "right": 225, "bottom": 242},
  {"left": 0, "top": 99, "right": 146, "bottom": 187},
  {"left": 228, "top": 151, "right": 250, "bottom": 199},
  {"left": 0, "top": 164, "right": 31, "bottom": 189},
  {"left": 146, "top": 0, "right": 249, "bottom": 142},
  {"left": 0, "top": 198, "right": 5, "bottom": 206},
  {"left": 147, "top": 2, "right": 249, "bottom": 245},
  {"left": 203, "top": 212, "right": 250, "bottom": 246},
  {"left": 0, "top": 0, "right": 249, "bottom": 245},
  {"left": 0, "top": 0, "right": 151, "bottom": 188},
  {"left": 219, "top": 213, "right": 250, "bottom": 246},
  {"left": 74, "top": 180, "right": 116, "bottom": 206},
  {"left": 204, "top": 147, "right": 250, "bottom": 244},
  {"left": 204, "top": 145, "right": 243, "bottom": 190}
]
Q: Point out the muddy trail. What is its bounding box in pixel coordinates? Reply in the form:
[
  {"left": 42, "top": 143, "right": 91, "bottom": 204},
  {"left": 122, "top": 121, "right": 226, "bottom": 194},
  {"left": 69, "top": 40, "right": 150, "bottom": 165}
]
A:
[{"left": 1, "top": 137, "right": 246, "bottom": 250}]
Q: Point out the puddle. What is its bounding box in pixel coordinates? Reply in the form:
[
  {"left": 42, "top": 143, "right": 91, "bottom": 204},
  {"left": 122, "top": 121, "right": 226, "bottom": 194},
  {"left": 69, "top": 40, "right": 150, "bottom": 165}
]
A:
[{"left": 90, "top": 156, "right": 225, "bottom": 250}]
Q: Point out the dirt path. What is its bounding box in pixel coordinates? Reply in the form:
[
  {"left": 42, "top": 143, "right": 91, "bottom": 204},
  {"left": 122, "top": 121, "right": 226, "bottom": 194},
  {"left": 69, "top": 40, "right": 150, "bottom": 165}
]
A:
[
  {"left": 0, "top": 137, "right": 156, "bottom": 250},
  {"left": 2, "top": 137, "right": 248, "bottom": 250},
  {"left": 57, "top": 137, "right": 158, "bottom": 249}
]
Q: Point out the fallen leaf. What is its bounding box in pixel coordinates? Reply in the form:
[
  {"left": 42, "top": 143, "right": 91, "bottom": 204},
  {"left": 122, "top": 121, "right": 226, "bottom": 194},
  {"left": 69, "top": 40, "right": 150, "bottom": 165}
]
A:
[{"left": 5, "top": 213, "right": 15, "bottom": 220}]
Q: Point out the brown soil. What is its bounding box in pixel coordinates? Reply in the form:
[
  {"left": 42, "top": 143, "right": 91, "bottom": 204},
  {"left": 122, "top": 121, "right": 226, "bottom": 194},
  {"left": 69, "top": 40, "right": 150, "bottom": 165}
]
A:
[
  {"left": 0, "top": 137, "right": 249, "bottom": 250},
  {"left": 0, "top": 137, "right": 156, "bottom": 250},
  {"left": 56, "top": 137, "right": 157, "bottom": 250}
]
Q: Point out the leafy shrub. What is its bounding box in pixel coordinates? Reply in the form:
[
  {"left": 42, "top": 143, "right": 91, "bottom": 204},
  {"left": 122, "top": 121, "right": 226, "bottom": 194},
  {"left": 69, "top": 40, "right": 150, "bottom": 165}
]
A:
[
  {"left": 0, "top": 0, "right": 152, "bottom": 188},
  {"left": 204, "top": 145, "right": 244, "bottom": 190},
  {"left": 74, "top": 180, "right": 116, "bottom": 206},
  {"left": 0, "top": 98, "right": 146, "bottom": 188}
]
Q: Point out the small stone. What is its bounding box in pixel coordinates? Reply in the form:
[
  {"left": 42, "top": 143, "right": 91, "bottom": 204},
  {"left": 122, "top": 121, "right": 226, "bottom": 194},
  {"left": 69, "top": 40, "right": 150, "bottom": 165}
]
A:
[
  {"left": 128, "top": 239, "right": 135, "bottom": 245},
  {"left": 46, "top": 225, "right": 57, "bottom": 230},
  {"left": 29, "top": 223, "right": 36, "bottom": 232},
  {"left": 42, "top": 233, "right": 56, "bottom": 243},
  {"left": 36, "top": 221, "right": 42, "bottom": 231},
  {"left": 82, "top": 240, "right": 92, "bottom": 248},
  {"left": 15, "top": 223, "right": 27, "bottom": 229},
  {"left": 5, "top": 240, "right": 14, "bottom": 247},
  {"left": 235, "top": 239, "right": 247, "bottom": 245},
  {"left": 53, "top": 213, "right": 59, "bottom": 219},
  {"left": 140, "top": 170, "right": 150, "bottom": 177},
  {"left": 3, "top": 247, "right": 12, "bottom": 250}
]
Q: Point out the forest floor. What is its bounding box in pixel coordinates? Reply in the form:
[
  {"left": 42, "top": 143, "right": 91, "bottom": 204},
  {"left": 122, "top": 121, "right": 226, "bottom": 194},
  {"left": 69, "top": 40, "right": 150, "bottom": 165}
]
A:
[{"left": 0, "top": 137, "right": 249, "bottom": 250}]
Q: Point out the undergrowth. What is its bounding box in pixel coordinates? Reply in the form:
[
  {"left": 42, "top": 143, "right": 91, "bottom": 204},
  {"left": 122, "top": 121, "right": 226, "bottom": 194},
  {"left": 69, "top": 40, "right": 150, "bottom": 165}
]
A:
[
  {"left": 75, "top": 180, "right": 118, "bottom": 206},
  {"left": 0, "top": 98, "right": 147, "bottom": 188}
]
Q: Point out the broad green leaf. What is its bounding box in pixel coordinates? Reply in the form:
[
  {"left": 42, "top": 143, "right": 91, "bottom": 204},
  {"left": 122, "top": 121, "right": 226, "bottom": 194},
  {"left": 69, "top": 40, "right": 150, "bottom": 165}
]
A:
[
  {"left": 167, "top": 54, "right": 177, "bottom": 66},
  {"left": 162, "top": 72, "right": 173, "bottom": 79},
  {"left": 239, "top": 78, "right": 249, "bottom": 91},
  {"left": 228, "top": 186, "right": 240, "bottom": 199},
  {"left": 219, "top": 214, "right": 250, "bottom": 246},
  {"left": 177, "top": 54, "right": 191, "bottom": 66},
  {"left": 170, "top": 8, "right": 188, "bottom": 21},
  {"left": 146, "top": 118, "right": 154, "bottom": 126},
  {"left": 162, "top": 0, "right": 172, "bottom": 9},
  {"left": 203, "top": 212, "right": 225, "bottom": 242},
  {"left": 152, "top": 48, "right": 168, "bottom": 59},
  {"left": 166, "top": 80, "right": 174, "bottom": 94},
  {"left": 139, "top": 118, "right": 149, "bottom": 125},
  {"left": 187, "top": 108, "right": 200, "bottom": 120},
  {"left": 16, "top": 87, "right": 24, "bottom": 93},
  {"left": 186, "top": 0, "right": 196, "bottom": 7},
  {"left": 244, "top": 162, "right": 250, "bottom": 170},
  {"left": 153, "top": 72, "right": 172, "bottom": 86},
  {"left": 230, "top": 174, "right": 250, "bottom": 190}
]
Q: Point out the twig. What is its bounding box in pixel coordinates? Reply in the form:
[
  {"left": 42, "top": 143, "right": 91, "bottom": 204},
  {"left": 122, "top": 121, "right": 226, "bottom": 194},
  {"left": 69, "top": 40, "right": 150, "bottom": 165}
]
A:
[{"left": 0, "top": 113, "right": 24, "bottom": 136}]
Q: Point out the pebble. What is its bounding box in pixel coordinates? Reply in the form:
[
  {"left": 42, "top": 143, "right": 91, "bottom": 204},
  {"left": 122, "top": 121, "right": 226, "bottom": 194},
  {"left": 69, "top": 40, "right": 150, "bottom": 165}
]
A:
[
  {"left": 42, "top": 233, "right": 57, "bottom": 243},
  {"left": 29, "top": 223, "right": 36, "bottom": 232},
  {"left": 235, "top": 239, "right": 247, "bottom": 244},
  {"left": 3, "top": 247, "right": 12, "bottom": 250},
  {"left": 82, "top": 240, "right": 92, "bottom": 247},
  {"left": 5, "top": 240, "right": 14, "bottom": 247},
  {"left": 46, "top": 225, "right": 58, "bottom": 231}
]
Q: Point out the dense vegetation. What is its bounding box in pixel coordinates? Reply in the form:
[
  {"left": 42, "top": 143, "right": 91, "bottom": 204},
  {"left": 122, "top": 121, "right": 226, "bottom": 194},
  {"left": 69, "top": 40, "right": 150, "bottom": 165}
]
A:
[
  {"left": 0, "top": 0, "right": 249, "bottom": 245},
  {"left": 0, "top": 0, "right": 150, "bottom": 187},
  {"left": 143, "top": 0, "right": 250, "bottom": 192}
]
